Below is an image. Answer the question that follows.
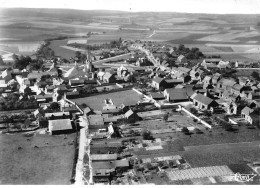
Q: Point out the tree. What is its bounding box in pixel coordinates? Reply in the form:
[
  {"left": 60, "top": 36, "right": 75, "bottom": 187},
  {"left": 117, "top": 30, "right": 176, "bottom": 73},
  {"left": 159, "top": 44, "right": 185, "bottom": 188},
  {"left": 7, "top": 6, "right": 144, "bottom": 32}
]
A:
[
  {"left": 142, "top": 130, "right": 153, "bottom": 140},
  {"left": 49, "top": 102, "right": 60, "bottom": 111},
  {"left": 190, "top": 107, "right": 198, "bottom": 115},
  {"left": 181, "top": 127, "right": 190, "bottom": 135},
  {"left": 75, "top": 51, "right": 81, "bottom": 59},
  {"left": 163, "top": 113, "right": 169, "bottom": 121},
  {"left": 251, "top": 71, "right": 260, "bottom": 81},
  {"left": 0, "top": 55, "right": 5, "bottom": 65}
]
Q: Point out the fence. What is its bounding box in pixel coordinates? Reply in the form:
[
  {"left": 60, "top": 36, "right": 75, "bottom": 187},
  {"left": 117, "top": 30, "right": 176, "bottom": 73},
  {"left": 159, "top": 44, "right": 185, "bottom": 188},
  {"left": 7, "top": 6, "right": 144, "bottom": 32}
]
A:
[{"left": 180, "top": 106, "right": 212, "bottom": 129}]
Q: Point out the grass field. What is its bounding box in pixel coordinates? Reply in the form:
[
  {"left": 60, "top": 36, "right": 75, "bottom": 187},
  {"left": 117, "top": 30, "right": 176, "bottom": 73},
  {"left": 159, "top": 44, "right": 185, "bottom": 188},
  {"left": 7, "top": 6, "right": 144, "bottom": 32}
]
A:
[
  {"left": 0, "top": 133, "right": 76, "bottom": 184},
  {"left": 182, "top": 141, "right": 260, "bottom": 168},
  {"left": 71, "top": 89, "right": 141, "bottom": 110}
]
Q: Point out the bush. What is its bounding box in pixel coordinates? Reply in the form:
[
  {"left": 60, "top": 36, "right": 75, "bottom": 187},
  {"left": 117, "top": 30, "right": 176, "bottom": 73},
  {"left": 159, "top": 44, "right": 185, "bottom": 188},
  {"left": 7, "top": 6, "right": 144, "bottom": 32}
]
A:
[
  {"left": 181, "top": 127, "right": 190, "bottom": 135},
  {"left": 190, "top": 107, "right": 198, "bottom": 115},
  {"left": 142, "top": 130, "right": 153, "bottom": 140}
]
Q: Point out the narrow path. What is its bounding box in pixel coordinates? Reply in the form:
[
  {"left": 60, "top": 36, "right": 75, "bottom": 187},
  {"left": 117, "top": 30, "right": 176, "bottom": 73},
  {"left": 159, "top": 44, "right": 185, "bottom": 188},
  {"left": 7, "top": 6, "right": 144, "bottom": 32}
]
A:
[{"left": 146, "top": 30, "right": 156, "bottom": 38}]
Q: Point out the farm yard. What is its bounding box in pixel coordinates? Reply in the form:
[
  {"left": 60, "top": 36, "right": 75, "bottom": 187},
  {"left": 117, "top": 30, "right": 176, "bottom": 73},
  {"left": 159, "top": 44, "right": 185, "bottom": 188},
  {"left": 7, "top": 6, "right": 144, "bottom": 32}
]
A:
[{"left": 0, "top": 133, "right": 76, "bottom": 184}]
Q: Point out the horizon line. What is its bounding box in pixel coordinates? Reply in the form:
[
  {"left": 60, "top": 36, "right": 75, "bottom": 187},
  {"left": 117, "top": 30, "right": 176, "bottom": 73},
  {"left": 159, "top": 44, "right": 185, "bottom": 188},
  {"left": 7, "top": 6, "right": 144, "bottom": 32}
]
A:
[{"left": 1, "top": 7, "right": 260, "bottom": 15}]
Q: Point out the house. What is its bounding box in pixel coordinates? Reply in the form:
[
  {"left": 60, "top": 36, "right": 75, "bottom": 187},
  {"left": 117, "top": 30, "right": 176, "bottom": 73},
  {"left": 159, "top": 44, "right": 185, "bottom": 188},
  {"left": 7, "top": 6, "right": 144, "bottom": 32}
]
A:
[
  {"left": 66, "top": 91, "right": 80, "bottom": 99},
  {"left": 231, "top": 84, "right": 243, "bottom": 96},
  {"left": 91, "top": 154, "right": 118, "bottom": 162},
  {"left": 150, "top": 92, "right": 165, "bottom": 100},
  {"left": 35, "top": 94, "right": 53, "bottom": 103},
  {"left": 164, "top": 88, "right": 189, "bottom": 102},
  {"left": 69, "top": 79, "right": 85, "bottom": 87},
  {"left": 48, "top": 119, "right": 73, "bottom": 135},
  {"left": 212, "top": 73, "right": 221, "bottom": 86},
  {"left": 176, "top": 55, "right": 187, "bottom": 65},
  {"left": 241, "top": 107, "right": 259, "bottom": 124},
  {"left": 202, "top": 58, "right": 222, "bottom": 66},
  {"left": 190, "top": 67, "right": 203, "bottom": 80},
  {"left": 218, "top": 60, "right": 230, "bottom": 69},
  {"left": 88, "top": 115, "right": 105, "bottom": 129},
  {"left": 165, "top": 79, "right": 183, "bottom": 88},
  {"left": 92, "top": 160, "right": 129, "bottom": 171},
  {"left": 93, "top": 169, "right": 114, "bottom": 184},
  {"left": 103, "top": 72, "right": 116, "bottom": 83},
  {"left": 151, "top": 77, "right": 167, "bottom": 90},
  {"left": 45, "top": 85, "right": 55, "bottom": 94},
  {"left": 154, "top": 71, "right": 167, "bottom": 78},
  {"left": 1, "top": 69, "right": 12, "bottom": 82},
  {"left": 217, "top": 78, "right": 236, "bottom": 91},
  {"left": 193, "top": 93, "right": 218, "bottom": 111},
  {"left": 45, "top": 112, "right": 70, "bottom": 120},
  {"left": 227, "top": 101, "right": 238, "bottom": 114},
  {"left": 124, "top": 109, "right": 139, "bottom": 122},
  {"left": 97, "top": 71, "right": 105, "bottom": 80}
]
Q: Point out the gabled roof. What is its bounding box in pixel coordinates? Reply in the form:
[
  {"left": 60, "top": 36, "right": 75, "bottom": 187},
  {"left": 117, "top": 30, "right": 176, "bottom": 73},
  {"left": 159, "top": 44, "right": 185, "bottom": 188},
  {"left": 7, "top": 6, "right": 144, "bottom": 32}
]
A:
[
  {"left": 125, "top": 109, "right": 135, "bottom": 118},
  {"left": 152, "top": 77, "right": 165, "bottom": 84},
  {"left": 165, "top": 88, "right": 189, "bottom": 101},
  {"left": 241, "top": 106, "right": 254, "bottom": 116},
  {"left": 193, "top": 93, "right": 214, "bottom": 106},
  {"left": 165, "top": 79, "right": 183, "bottom": 84},
  {"left": 103, "top": 72, "right": 114, "bottom": 80},
  {"left": 150, "top": 92, "right": 165, "bottom": 99},
  {"left": 232, "top": 84, "right": 243, "bottom": 91},
  {"left": 178, "top": 67, "right": 191, "bottom": 73},
  {"left": 91, "top": 154, "right": 118, "bottom": 161},
  {"left": 218, "top": 78, "right": 236, "bottom": 87}
]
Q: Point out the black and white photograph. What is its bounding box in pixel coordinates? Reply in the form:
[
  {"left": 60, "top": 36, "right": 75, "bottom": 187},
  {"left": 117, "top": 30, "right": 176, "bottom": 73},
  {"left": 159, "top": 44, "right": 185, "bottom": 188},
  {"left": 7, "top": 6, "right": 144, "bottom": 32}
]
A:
[{"left": 0, "top": 0, "right": 260, "bottom": 185}]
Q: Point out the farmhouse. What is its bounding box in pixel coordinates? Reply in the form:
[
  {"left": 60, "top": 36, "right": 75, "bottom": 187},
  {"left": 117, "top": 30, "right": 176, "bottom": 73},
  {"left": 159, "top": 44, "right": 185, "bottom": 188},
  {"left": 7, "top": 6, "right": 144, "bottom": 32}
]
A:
[
  {"left": 92, "top": 160, "right": 129, "bottom": 171},
  {"left": 176, "top": 55, "right": 187, "bottom": 65},
  {"left": 241, "top": 106, "right": 259, "bottom": 124},
  {"left": 103, "top": 72, "right": 116, "bottom": 83},
  {"left": 48, "top": 119, "right": 73, "bottom": 135},
  {"left": 151, "top": 77, "right": 167, "bottom": 90},
  {"left": 193, "top": 93, "right": 218, "bottom": 111},
  {"left": 124, "top": 109, "right": 139, "bottom": 122},
  {"left": 45, "top": 112, "right": 70, "bottom": 120},
  {"left": 164, "top": 88, "right": 189, "bottom": 102},
  {"left": 91, "top": 154, "right": 118, "bottom": 162},
  {"left": 150, "top": 92, "right": 165, "bottom": 100}
]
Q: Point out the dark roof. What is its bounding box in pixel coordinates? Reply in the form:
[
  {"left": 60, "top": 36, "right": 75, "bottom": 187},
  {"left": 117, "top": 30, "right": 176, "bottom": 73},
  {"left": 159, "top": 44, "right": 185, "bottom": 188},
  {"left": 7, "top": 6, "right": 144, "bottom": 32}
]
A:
[
  {"left": 70, "top": 79, "right": 84, "bottom": 84},
  {"left": 165, "top": 79, "right": 183, "bottom": 84},
  {"left": 193, "top": 93, "right": 214, "bottom": 106},
  {"left": 150, "top": 92, "right": 165, "bottom": 99},
  {"left": 35, "top": 94, "right": 53, "bottom": 99},
  {"left": 166, "top": 88, "right": 189, "bottom": 101},
  {"left": 67, "top": 91, "right": 80, "bottom": 96},
  {"left": 92, "top": 160, "right": 129, "bottom": 169},
  {"left": 232, "top": 84, "right": 243, "bottom": 91}
]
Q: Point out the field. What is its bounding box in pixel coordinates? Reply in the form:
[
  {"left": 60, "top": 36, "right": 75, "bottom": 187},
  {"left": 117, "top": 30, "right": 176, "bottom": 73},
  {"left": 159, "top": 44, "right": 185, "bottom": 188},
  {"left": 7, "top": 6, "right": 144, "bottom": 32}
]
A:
[
  {"left": 182, "top": 141, "right": 260, "bottom": 168},
  {"left": 71, "top": 89, "right": 141, "bottom": 110},
  {"left": 0, "top": 133, "right": 76, "bottom": 184},
  {"left": 1, "top": 8, "right": 260, "bottom": 61}
]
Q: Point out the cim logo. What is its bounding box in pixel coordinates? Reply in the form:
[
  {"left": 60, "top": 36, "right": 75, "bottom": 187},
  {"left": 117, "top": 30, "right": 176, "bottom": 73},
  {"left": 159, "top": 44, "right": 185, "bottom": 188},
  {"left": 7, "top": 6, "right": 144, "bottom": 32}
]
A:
[{"left": 233, "top": 173, "right": 257, "bottom": 183}]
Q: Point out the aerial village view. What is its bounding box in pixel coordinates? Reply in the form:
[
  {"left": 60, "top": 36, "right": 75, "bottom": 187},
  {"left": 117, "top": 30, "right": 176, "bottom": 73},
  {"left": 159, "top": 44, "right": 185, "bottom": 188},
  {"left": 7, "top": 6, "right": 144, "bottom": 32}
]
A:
[{"left": 0, "top": 0, "right": 260, "bottom": 185}]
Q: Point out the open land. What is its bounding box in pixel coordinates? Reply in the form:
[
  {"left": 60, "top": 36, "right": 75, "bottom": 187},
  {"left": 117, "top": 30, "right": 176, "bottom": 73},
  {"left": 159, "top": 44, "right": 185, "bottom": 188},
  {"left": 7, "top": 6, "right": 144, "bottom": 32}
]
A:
[
  {"left": 71, "top": 89, "right": 141, "bottom": 110},
  {"left": 1, "top": 8, "right": 260, "bottom": 61},
  {"left": 0, "top": 133, "right": 76, "bottom": 184}
]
